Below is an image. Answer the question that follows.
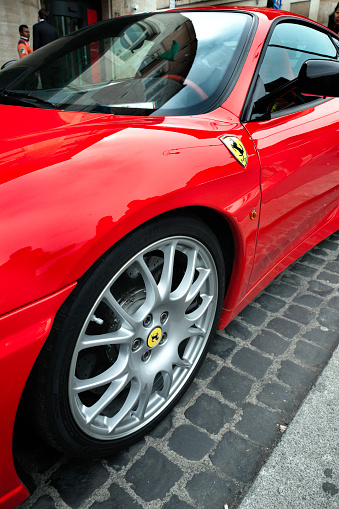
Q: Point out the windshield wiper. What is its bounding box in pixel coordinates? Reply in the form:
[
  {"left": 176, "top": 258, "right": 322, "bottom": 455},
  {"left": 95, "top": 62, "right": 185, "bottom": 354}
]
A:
[{"left": 0, "top": 89, "right": 55, "bottom": 108}]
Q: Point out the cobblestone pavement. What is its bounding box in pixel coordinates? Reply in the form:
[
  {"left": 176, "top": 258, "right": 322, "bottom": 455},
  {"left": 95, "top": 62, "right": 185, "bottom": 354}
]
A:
[{"left": 14, "top": 231, "right": 339, "bottom": 509}]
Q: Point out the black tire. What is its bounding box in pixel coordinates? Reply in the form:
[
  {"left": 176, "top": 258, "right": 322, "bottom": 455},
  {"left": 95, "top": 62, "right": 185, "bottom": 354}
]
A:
[{"left": 26, "top": 213, "right": 225, "bottom": 457}]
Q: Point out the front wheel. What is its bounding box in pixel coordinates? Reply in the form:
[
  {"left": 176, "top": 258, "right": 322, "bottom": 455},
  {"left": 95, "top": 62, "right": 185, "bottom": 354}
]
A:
[{"left": 27, "top": 214, "right": 225, "bottom": 457}]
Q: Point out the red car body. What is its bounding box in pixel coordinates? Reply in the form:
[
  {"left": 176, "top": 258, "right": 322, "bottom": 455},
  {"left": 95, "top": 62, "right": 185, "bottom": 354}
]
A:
[{"left": 1, "top": 7, "right": 339, "bottom": 508}]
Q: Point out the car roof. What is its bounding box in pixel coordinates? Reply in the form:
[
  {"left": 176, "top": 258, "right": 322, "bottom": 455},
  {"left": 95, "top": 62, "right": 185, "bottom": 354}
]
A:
[{"left": 167, "top": 5, "right": 330, "bottom": 31}]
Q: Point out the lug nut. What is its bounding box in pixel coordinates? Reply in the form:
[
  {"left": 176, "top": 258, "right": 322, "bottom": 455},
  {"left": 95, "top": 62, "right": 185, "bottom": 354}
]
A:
[
  {"left": 142, "top": 351, "right": 151, "bottom": 362},
  {"left": 159, "top": 332, "right": 167, "bottom": 345},
  {"left": 160, "top": 312, "right": 168, "bottom": 324},
  {"left": 143, "top": 314, "right": 152, "bottom": 327},
  {"left": 132, "top": 339, "right": 141, "bottom": 351}
]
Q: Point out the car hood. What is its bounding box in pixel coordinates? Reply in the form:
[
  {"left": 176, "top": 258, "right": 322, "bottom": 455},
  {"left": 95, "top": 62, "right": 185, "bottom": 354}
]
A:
[
  {"left": 0, "top": 104, "right": 251, "bottom": 316},
  {"left": 0, "top": 106, "right": 164, "bottom": 186},
  {"left": 0, "top": 105, "right": 243, "bottom": 185}
]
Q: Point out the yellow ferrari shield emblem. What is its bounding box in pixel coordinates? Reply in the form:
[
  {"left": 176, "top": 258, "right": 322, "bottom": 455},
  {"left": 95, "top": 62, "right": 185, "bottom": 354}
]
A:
[
  {"left": 220, "top": 135, "right": 248, "bottom": 168},
  {"left": 147, "top": 327, "right": 162, "bottom": 348}
]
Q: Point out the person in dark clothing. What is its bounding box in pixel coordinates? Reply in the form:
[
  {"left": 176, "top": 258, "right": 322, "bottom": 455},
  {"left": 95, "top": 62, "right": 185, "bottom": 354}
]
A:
[
  {"left": 33, "top": 8, "right": 59, "bottom": 89},
  {"left": 328, "top": 2, "right": 339, "bottom": 33},
  {"left": 33, "top": 8, "right": 59, "bottom": 51}
]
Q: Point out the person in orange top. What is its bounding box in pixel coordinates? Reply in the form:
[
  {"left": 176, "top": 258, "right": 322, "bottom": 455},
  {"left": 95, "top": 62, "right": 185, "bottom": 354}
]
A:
[{"left": 17, "top": 25, "right": 33, "bottom": 58}]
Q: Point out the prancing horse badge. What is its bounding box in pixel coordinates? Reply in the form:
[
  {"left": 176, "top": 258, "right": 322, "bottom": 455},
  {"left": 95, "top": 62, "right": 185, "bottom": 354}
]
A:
[{"left": 220, "top": 135, "right": 248, "bottom": 168}]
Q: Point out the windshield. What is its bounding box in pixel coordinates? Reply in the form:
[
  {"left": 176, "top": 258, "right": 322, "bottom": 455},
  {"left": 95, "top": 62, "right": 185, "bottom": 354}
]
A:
[{"left": 0, "top": 11, "right": 252, "bottom": 116}]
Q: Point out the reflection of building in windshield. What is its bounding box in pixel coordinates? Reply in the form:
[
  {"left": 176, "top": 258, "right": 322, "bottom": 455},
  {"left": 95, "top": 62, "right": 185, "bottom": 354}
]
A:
[
  {"left": 133, "top": 15, "right": 196, "bottom": 81},
  {"left": 119, "top": 21, "right": 158, "bottom": 53},
  {"left": 95, "top": 13, "right": 197, "bottom": 111},
  {"left": 119, "top": 14, "right": 197, "bottom": 108},
  {"left": 109, "top": 14, "right": 196, "bottom": 78}
]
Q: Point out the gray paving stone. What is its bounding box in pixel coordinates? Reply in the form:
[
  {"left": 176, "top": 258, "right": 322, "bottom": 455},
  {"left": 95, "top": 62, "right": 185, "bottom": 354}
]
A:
[
  {"left": 49, "top": 459, "right": 109, "bottom": 508},
  {"left": 210, "top": 432, "right": 265, "bottom": 483},
  {"left": 225, "top": 320, "right": 252, "bottom": 341},
  {"left": 318, "top": 239, "right": 339, "bottom": 251},
  {"left": 292, "top": 294, "right": 323, "bottom": 309},
  {"left": 235, "top": 404, "right": 280, "bottom": 447},
  {"left": 149, "top": 414, "right": 173, "bottom": 439},
  {"left": 278, "top": 360, "right": 315, "bottom": 390},
  {"left": 307, "top": 279, "right": 334, "bottom": 296},
  {"left": 317, "top": 271, "right": 339, "bottom": 285},
  {"left": 90, "top": 484, "right": 143, "bottom": 508},
  {"left": 168, "top": 424, "right": 214, "bottom": 460},
  {"left": 303, "top": 327, "right": 339, "bottom": 351},
  {"left": 256, "top": 382, "right": 294, "bottom": 414},
  {"left": 251, "top": 330, "right": 289, "bottom": 356},
  {"left": 208, "top": 334, "right": 236, "bottom": 359},
  {"left": 324, "top": 260, "right": 339, "bottom": 274},
  {"left": 162, "top": 496, "right": 194, "bottom": 509},
  {"left": 30, "top": 496, "right": 56, "bottom": 509},
  {"left": 176, "top": 381, "right": 198, "bottom": 409},
  {"left": 106, "top": 440, "right": 146, "bottom": 471},
  {"left": 280, "top": 272, "right": 304, "bottom": 288},
  {"left": 239, "top": 305, "right": 268, "bottom": 326},
  {"left": 196, "top": 356, "right": 218, "bottom": 380},
  {"left": 231, "top": 347, "right": 272, "bottom": 379},
  {"left": 185, "top": 394, "right": 235, "bottom": 434},
  {"left": 265, "top": 282, "right": 298, "bottom": 298},
  {"left": 328, "top": 295, "right": 339, "bottom": 311},
  {"left": 301, "top": 253, "right": 328, "bottom": 267},
  {"left": 267, "top": 317, "right": 300, "bottom": 339},
  {"left": 125, "top": 448, "right": 182, "bottom": 502},
  {"left": 186, "top": 471, "right": 240, "bottom": 509},
  {"left": 294, "top": 340, "right": 330, "bottom": 366},
  {"left": 317, "top": 308, "right": 339, "bottom": 331},
  {"left": 283, "top": 304, "right": 316, "bottom": 325},
  {"left": 311, "top": 247, "right": 333, "bottom": 258},
  {"left": 255, "top": 293, "right": 286, "bottom": 313},
  {"left": 208, "top": 367, "right": 254, "bottom": 403},
  {"left": 290, "top": 263, "right": 318, "bottom": 278}
]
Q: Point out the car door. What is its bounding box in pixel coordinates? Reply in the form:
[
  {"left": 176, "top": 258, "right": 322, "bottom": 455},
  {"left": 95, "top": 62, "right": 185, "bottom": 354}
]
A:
[{"left": 243, "top": 20, "right": 339, "bottom": 287}]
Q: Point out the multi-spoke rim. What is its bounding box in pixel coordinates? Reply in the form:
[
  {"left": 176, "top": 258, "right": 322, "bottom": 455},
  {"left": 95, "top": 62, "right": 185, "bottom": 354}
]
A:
[{"left": 68, "top": 235, "right": 218, "bottom": 440}]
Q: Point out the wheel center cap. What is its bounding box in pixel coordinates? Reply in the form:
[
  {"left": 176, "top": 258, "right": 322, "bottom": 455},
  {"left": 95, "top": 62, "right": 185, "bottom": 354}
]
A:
[{"left": 147, "top": 327, "right": 162, "bottom": 348}]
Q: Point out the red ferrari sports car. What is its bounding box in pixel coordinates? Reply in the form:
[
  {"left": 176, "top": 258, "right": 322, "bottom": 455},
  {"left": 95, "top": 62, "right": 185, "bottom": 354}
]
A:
[{"left": 1, "top": 6, "right": 339, "bottom": 508}]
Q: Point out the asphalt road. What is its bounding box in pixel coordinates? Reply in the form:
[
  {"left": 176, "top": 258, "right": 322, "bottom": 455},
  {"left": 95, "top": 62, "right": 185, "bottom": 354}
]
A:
[{"left": 14, "top": 230, "right": 339, "bottom": 509}]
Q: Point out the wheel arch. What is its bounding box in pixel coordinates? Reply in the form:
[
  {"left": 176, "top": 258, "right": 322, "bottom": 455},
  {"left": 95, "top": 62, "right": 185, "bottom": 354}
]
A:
[
  {"left": 180, "top": 206, "right": 235, "bottom": 293},
  {"left": 74, "top": 205, "right": 236, "bottom": 306}
]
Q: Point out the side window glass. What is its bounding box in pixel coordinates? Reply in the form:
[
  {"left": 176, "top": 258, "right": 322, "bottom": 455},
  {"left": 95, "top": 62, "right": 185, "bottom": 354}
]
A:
[{"left": 252, "top": 22, "right": 338, "bottom": 118}]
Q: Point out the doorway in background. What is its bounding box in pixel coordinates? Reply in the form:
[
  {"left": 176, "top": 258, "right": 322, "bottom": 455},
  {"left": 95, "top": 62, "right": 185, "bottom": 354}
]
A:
[{"left": 41, "top": 0, "right": 101, "bottom": 36}]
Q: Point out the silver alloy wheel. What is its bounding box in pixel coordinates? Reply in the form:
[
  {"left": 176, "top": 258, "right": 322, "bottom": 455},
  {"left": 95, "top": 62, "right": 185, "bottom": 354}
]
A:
[{"left": 68, "top": 235, "right": 218, "bottom": 440}]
